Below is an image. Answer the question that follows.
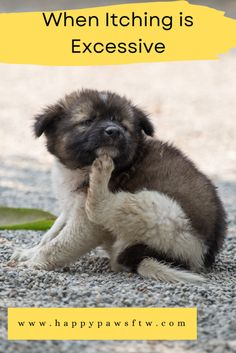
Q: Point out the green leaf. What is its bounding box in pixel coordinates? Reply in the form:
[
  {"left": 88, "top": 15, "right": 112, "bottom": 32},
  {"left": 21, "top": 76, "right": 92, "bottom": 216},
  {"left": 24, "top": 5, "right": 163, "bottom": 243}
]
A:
[{"left": 0, "top": 207, "right": 56, "bottom": 231}]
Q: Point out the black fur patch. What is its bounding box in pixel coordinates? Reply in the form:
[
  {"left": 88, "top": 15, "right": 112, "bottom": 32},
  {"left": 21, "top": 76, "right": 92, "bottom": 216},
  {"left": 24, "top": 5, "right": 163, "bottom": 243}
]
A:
[
  {"left": 204, "top": 201, "right": 227, "bottom": 267},
  {"left": 117, "top": 243, "right": 190, "bottom": 272},
  {"left": 34, "top": 104, "right": 66, "bottom": 137}
]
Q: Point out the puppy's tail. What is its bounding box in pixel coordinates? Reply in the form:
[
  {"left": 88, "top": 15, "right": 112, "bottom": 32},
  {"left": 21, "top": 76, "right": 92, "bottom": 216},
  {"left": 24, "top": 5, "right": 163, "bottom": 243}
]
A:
[{"left": 137, "top": 258, "right": 205, "bottom": 284}]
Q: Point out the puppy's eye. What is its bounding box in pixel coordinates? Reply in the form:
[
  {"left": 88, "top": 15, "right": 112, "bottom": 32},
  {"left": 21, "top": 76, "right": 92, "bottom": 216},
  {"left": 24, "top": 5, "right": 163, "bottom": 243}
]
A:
[
  {"left": 114, "top": 119, "right": 128, "bottom": 132},
  {"left": 80, "top": 118, "right": 94, "bottom": 126},
  {"left": 121, "top": 123, "right": 129, "bottom": 132}
]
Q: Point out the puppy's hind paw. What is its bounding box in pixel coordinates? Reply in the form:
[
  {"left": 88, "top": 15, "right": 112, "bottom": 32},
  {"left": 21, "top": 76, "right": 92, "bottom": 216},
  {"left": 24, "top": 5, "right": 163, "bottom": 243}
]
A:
[
  {"left": 86, "top": 154, "right": 114, "bottom": 223},
  {"left": 92, "top": 154, "right": 114, "bottom": 178}
]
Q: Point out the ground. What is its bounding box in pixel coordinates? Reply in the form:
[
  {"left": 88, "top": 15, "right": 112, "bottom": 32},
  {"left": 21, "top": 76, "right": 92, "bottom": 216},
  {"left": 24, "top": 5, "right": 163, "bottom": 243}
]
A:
[
  {"left": 1, "top": 0, "right": 236, "bottom": 18},
  {"left": 0, "top": 53, "right": 236, "bottom": 352}
]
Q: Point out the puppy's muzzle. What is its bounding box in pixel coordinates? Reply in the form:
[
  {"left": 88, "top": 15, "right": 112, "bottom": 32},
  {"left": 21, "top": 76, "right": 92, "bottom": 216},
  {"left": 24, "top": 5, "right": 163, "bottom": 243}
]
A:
[{"left": 104, "top": 125, "right": 122, "bottom": 139}]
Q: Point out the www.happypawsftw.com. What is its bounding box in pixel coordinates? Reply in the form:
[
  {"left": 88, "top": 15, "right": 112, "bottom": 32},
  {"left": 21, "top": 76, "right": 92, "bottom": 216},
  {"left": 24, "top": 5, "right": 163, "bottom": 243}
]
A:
[{"left": 17, "top": 319, "right": 186, "bottom": 329}]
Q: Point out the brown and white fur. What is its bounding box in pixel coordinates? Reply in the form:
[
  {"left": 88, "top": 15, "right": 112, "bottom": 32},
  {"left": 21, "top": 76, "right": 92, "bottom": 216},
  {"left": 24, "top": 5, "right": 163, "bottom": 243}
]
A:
[{"left": 10, "top": 89, "right": 227, "bottom": 283}]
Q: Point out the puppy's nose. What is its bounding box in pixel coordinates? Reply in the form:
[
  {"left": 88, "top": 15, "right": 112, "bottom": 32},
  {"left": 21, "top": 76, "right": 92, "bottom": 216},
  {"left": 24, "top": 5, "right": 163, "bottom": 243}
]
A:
[{"left": 104, "top": 126, "right": 121, "bottom": 139}]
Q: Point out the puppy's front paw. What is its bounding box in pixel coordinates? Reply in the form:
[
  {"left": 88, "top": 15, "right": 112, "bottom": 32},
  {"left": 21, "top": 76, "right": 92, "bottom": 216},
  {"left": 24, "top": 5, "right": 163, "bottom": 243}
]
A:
[
  {"left": 10, "top": 246, "right": 40, "bottom": 263},
  {"left": 9, "top": 247, "right": 53, "bottom": 270},
  {"left": 19, "top": 259, "right": 52, "bottom": 270},
  {"left": 91, "top": 154, "right": 114, "bottom": 180}
]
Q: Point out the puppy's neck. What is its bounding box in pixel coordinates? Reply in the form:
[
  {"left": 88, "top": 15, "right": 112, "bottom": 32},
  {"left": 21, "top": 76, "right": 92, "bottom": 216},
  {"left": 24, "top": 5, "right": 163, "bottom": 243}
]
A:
[
  {"left": 54, "top": 159, "right": 90, "bottom": 193},
  {"left": 109, "top": 138, "right": 147, "bottom": 191}
]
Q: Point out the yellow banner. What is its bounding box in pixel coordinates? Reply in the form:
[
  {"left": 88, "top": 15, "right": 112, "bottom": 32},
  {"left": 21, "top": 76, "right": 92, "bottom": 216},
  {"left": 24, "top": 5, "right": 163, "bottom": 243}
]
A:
[
  {"left": 8, "top": 307, "right": 197, "bottom": 340},
  {"left": 0, "top": 1, "right": 236, "bottom": 66}
]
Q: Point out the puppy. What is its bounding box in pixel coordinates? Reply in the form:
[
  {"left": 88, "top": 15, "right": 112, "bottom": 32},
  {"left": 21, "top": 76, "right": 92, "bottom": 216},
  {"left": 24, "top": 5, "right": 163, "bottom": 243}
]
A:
[{"left": 11, "top": 89, "right": 227, "bottom": 283}]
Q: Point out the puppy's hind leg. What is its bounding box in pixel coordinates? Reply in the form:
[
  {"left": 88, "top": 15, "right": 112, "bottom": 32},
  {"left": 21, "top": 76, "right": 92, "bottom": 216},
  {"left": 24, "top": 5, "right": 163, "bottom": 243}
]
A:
[
  {"left": 86, "top": 156, "right": 205, "bottom": 283},
  {"left": 86, "top": 154, "right": 115, "bottom": 225},
  {"left": 86, "top": 154, "right": 150, "bottom": 236}
]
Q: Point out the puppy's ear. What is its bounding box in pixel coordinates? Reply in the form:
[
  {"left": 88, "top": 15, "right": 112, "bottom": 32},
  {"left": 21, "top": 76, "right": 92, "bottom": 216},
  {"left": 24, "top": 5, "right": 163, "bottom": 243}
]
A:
[
  {"left": 133, "top": 106, "right": 155, "bottom": 136},
  {"left": 34, "top": 104, "right": 65, "bottom": 137}
]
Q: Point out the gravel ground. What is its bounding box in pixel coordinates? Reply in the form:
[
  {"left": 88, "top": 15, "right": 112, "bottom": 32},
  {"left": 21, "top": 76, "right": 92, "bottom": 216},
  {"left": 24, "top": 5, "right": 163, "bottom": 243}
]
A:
[
  {"left": 0, "top": 0, "right": 236, "bottom": 19},
  {"left": 0, "top": 53, "right": 236, "bottom": 352}
]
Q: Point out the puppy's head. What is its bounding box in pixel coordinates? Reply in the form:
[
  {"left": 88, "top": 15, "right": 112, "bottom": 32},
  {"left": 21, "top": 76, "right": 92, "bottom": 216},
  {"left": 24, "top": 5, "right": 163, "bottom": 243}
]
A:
[{"left": 34, "top": 89, "right": 154, "bottom": 171}]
